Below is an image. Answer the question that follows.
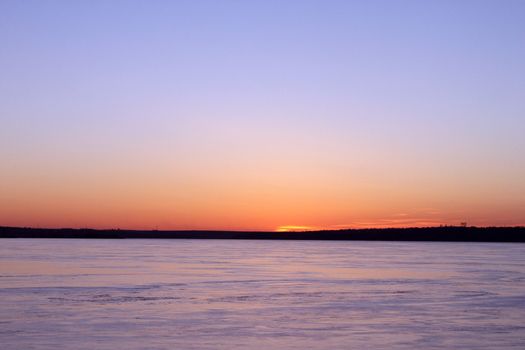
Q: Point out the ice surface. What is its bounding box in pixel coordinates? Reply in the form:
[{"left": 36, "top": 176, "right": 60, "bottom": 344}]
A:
[{"left": 1, "top": 239, "right": 524, "bottom": 349}]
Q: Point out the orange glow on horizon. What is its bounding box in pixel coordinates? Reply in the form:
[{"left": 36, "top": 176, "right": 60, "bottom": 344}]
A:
[
  {"left": 276, "top": 226, "right": 317, "bottom": 232},
  {"left": 1, "top": 143, "right": 524, "bottom": 231}
]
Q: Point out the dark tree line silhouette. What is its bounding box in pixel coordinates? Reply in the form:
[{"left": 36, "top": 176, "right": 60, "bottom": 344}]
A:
[{"left": 1, "top": 226, "right": 524, "bottom": 242}]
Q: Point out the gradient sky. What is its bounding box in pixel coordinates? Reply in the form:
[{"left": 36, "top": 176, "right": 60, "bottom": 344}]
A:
[{"left": 1, "top": 0, "right": 524, "bottom": 231}]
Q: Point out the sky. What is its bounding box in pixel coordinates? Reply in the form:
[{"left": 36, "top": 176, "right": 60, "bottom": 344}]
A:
[{"left": 1, "top": 0, "right": 524, "bottom": 231}]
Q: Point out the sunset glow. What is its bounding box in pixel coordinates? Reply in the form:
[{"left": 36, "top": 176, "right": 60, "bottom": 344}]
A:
[
  {"left": 276, "top": 226, "right": 317, "bottom": 232},
  {"left": 1, "top": 1, "right": 524, "bottom": 231}
]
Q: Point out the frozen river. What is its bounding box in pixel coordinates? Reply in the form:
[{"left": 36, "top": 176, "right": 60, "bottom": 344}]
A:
[{"left": 1, "top": 239, "right": 524, "bottom": 349}]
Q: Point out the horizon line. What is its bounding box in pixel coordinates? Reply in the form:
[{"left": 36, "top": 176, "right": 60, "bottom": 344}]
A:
[{"left": 2, "top": 225, "right": 525, "bottom": 233}]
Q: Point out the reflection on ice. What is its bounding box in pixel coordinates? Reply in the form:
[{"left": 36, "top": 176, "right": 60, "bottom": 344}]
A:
[{"left": 1, "top": 240, "right": 525, "bottom": 349}]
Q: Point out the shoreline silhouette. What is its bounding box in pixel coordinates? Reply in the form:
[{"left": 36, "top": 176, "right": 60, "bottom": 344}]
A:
[{"left": 1, "top": 226, "right": 524, "bottom": 242}]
